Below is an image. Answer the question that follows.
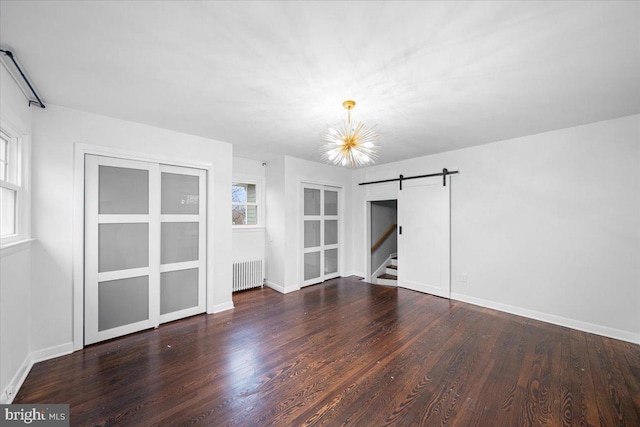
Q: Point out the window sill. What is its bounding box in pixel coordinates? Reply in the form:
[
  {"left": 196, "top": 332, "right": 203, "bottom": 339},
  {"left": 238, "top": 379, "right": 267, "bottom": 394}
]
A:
[
  {"left": 232, "top": 226, "right": 265, "bottom": 233},
  {"left": 1, "top": 238, "right": 35, "bottom": 257}
]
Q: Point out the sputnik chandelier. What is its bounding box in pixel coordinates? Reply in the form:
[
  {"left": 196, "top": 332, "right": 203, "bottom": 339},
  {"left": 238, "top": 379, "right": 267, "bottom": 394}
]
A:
[{"left": 320, "top": 100, "right": 379, "bottom": 168}]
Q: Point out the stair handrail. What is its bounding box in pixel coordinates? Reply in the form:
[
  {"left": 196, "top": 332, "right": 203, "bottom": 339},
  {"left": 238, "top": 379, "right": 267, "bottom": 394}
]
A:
[{"left": 371, "top": 223, "right": 397, "bottom": 253}]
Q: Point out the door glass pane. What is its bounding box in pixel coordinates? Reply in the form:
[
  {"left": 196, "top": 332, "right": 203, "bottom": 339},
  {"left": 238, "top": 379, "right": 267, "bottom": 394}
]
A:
[
  {"left": 98, "top": 276, "right": 149, "bottom": 331},
  {"left": 325, "top": 190, "right": 338, "bottom": 216},
  {"left": 161, "top": 268, "right": 199, "bottom": 314},
  {"left": 161, "top": 173, "right": 199, "bottom": 215},
  {"left": 99, "top": 223, "right": 149, "bottom": 272},
  {"left": 161, "top": 222, "right": 199, "bottom": 264},
  {"left": 304, "top": 251, "right": 321, "bottom": 281},
  {"left": 304, "top": 220, "right": 321, "bottom": 248},
  {"left": 324, "top": 220, "right": 338, "bottom": 245},
  {"left": 304, "top": 188, "right": 321, "bottom": 215},
  {"left": 325, "top": 249, "right": 338, "bottom": 274},
  {"left": 0, "top": 187, "right": 16, "bottom": 237},
  {"left": 99, "top": 166, "right": 149, "bottom": 214}
]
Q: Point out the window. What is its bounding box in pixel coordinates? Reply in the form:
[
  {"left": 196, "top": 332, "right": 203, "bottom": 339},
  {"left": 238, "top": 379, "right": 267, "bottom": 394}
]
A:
[
  {"left": 0, "top": 128, "right": 20, "bottom": 240},
  {"left": 232, "top": 182, "right": 259, "bottom": 225}
]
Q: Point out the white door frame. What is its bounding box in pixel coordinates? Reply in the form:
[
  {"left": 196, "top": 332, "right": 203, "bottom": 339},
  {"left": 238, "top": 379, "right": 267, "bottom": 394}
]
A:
[
  {"left": 72, "top": 143, "right": 214, "bottom": 350},
  {"left": 362, "top": 177, "right": 451, "bottom": 296},
  {"left": 363, "top": 190, "right": 397, "bottom": 284},
  {"left": 365, "top": 198, "right": 399, "bottom": 283}
]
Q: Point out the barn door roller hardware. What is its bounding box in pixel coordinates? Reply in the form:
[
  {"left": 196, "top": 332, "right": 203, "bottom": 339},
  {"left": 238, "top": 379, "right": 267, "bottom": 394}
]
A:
[
  {"left": 359, "top": 168, "right": 459, "bottom": 190},
  {"left": 0, "top": 49, "right": 45, "bottom": 108}
]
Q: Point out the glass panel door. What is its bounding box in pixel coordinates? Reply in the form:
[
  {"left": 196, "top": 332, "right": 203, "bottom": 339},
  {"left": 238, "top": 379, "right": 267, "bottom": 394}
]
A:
[
  {"left": 301, "top": 184, "right": 341, "bottom": 286},
  {"left": 85, "top": 155, "right": 159, "bottom": 345},
  {"left": 323, "top": 188, "right": 340, "bottom": 281},
  {"left": 85, "top": 156, "right": 207, "bottom": 345},
  {"left": 302, "top": 186, "right": 322, "bottom": 285},
  {"left": 158, "top": 164, "right": 206, "bottom": 324}
]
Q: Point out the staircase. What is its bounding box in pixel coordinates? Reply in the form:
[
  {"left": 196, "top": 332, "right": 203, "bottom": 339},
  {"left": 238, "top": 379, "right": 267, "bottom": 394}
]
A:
[{"left": 376, "top": 257, "right": 397, "bottom": 286}]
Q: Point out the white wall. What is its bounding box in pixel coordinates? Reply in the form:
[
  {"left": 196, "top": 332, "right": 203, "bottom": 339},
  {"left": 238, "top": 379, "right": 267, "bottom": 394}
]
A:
[
  {"left": 0, "top": 65, "right": 33, "bottom": 402},
  {"left": 30, "top": 104, "right": 234, "bottom": 354},
  {"left": 354, "top": 114, "right": 640, "bottom": 343},
  {"left": 233, "top": 156, "right": 266, "bottom": 178},
  {"left": 265, "top": 156, "right": 286, "bottom": 289},
  {"left": 0, "top": 245, "right": 31, "bottom": 402},
  {"left": 232, "top": 157, "right": 266, "bottom": 267}
]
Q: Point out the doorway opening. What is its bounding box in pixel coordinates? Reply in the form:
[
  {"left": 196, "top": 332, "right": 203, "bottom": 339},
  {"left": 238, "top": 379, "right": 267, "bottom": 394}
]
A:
[{"left": 369, "top": 200, "right": 398, "bottom": 286}]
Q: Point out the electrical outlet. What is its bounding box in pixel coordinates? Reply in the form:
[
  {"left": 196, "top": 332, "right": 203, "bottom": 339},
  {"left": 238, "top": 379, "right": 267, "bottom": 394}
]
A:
[{"left": 460, "top": 273, "right": 468, "bottom": 283}]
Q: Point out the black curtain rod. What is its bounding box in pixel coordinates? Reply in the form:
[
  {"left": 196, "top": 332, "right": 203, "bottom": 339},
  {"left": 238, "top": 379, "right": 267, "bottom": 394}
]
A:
[
  {"left": 0, "top": 49, "right": 45, "bottom": 109},
  {"left": 359, "top": 168, "right": 459, "bottom": 188}
]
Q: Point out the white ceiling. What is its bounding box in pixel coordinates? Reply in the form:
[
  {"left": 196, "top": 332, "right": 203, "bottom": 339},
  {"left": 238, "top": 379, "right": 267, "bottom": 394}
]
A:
[{"left": 1, "top": 1, "right": 639, "bottom": 165}]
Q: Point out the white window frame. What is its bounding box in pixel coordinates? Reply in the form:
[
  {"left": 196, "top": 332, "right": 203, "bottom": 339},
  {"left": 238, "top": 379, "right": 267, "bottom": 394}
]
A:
[
  {"left": 0, "top": 118, "right": 30, "bottom": 248},
  {"left": 232, "top": 175, "right": 264, "bottom": 228}
]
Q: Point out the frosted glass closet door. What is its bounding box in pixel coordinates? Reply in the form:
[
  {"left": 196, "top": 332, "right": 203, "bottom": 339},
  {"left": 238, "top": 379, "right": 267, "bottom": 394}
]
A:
[
  {"left": 85, "top": 155, "right": 159, "bottom": 345},
  {"left": 301, "top": 184, "right": 341, "bottom": 286},
  {"left": 303, "top": 186, "right": 322, "bottom": 284},
  {"left": 159, "top": 165, "right": 206, "bottom": 324},
  {"left": 323, "top": 189, "right": 339, "bottom": 278},
  {"left": 85, "top": 156, "right": 207, "bottom": 345}
]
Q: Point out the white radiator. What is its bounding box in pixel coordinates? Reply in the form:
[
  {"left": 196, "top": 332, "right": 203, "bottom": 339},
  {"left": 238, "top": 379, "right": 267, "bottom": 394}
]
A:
[{"left": 233, "top": 259, "right": 264, "bottom": 292}]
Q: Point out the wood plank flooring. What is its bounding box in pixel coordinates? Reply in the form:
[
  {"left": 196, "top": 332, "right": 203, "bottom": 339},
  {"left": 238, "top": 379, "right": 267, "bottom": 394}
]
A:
[{"left": 14, "top": 277, "right": 640, "bottom": 426}]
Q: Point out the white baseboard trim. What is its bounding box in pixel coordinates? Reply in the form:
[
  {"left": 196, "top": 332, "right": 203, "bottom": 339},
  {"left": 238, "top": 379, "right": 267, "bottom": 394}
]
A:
[
  {"left": 1, "top": 356, "right": 31, "bottom": 404},
  {"left": 265, "top": 280, "right": 285, "bottom": 294},
  {"left": 265, "top": 281, "right": 300, "bottom": 294},
  {"left": 451, "top": 292, "right": 640, "bottom": 345},
  {"left": 30, "top": 342, "right": 74, "bottom": 364},
  {"left": 342, "top": 271, "right": 365, "bottom": 279},
  {"left": 1, "top": 342, "right": 74, "bottom": 404},
  {"left": 211, "top": 301, "right": 234, "bottom": 313}
]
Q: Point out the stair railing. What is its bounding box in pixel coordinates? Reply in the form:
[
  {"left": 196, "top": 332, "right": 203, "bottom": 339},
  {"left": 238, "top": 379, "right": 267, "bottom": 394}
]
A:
[{"left": 371, "top": 223, "right": 397, "bottom": 253}]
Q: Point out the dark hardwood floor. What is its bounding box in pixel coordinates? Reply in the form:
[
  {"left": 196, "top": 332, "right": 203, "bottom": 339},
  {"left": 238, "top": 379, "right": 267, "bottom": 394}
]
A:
[{"left": 15, "top": 277, "right": 640, "bottom": 426}]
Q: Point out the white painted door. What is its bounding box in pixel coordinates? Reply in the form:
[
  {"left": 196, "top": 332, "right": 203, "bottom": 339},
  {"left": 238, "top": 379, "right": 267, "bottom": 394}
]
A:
[
  {"left": 158, "top": 165, "right": 207, "bottom": 324},
  {"left": 398, "top": 177, "right": 450, "bottom": 298},
  {"left": 85, "top": 155, "right": 159, "bottom": 344},
  {"left": 302, "top": 184, "right": 340, "bottom": 286},
  {"left": 85, "top": 155, "right": 206, "bottom": 345}
]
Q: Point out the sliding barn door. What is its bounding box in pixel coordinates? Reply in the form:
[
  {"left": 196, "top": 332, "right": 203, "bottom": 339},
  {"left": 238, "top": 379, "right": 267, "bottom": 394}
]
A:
[
  {"left": 302, "top": 184, "right": 340, "bottom": 286},
  {"left": 398, "top": 177, "right": 450, "bottom": 298},
  {"left": 85, "top": 155, "right": 206, "bottom": 345}
]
